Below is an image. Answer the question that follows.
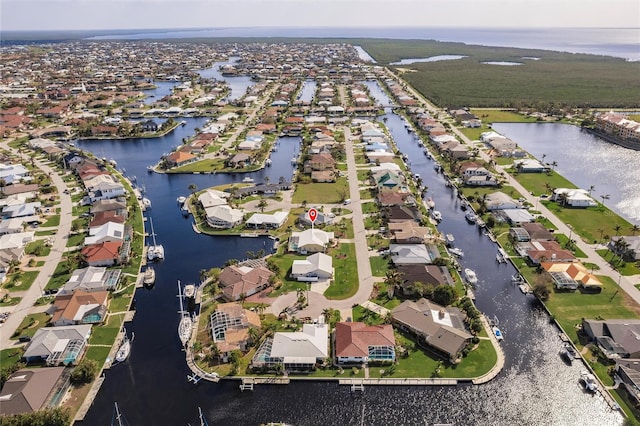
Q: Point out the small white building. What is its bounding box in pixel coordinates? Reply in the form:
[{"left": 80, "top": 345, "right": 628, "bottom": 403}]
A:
[
  {"left": 288, "top": 229, "right": 334, "bottom": 254},
  {"left": 245, "top": 211, "right": 288, "bottom": 229},
  {"left": 205, "top": 205, "right": 244, "bottom": 229},
  {"left": 291, "top": 253, "right": 333, "bottom": 281},
  {"left": 552, "top": 188, "right": 598, "bottom": 207}
]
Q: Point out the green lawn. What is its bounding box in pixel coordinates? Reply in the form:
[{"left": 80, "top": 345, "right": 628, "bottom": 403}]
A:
[
  {"left": 509, "top": 169, "right": 576, "bottom": 196},
  {"left": 370, "top": 256, "right": 391, "bottom": 277},
  {"left": 325, "top": 219, "right": 354, "bottom": 239},
  {"left": 324, "top": 243, "right": 358, "bottom": 300},
  {"left": 360, "top": 188, "right": 377, "bottom": 200},
  {"left": 66, "top": 233, "right": 85, "bottom": 247},
  {"left": 292, "top": 177, "right": 349, "bottom": 204},
  {"left": 361, "top": 201, "right": 379, "bottom": 214},
  {"left": 10, "top": 312, "right": 50, "bottom": 340},
  {"left": 89, "top": 314, "right": 124, "bottom": 345},
  {"left": 109, "top": 293, "right": 134, "bottom": 313},
  {"left": 357, "top": 169, "right": 371, "bottom": 183},
  {"left": 24, "top": 240, "right": 51, "bottom": 257},
  {"left": 3, "top": 271, "right": 39, "bottom": 292},
  {"left": 0, "top": 295, "right": 21, "bottom": 306},
  {"left": 595, "top": 250, "right": 640, "bottom": 276},
  {"left": 0, "top": 348, "right": 25, "bottom": 371},
  {"left": 84, "top": 346, "right": 112, "bottom": 368},
  {"left": 35, "top": 229, "right": 57, "bottom": 236},
  {"left": 364, "top": 215, "right": 382, "bottom": 230},
  {"left": 41, "top": 215, "right": 61, "bottom": 227}
]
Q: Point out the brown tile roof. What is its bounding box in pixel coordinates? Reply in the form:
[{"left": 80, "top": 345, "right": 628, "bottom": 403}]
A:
[
  {"left": 89, "top": 211, "right": 125, "bottom": 228},
  {"left": 335, "top": 322, "right": 395, "bottom": 358},
  {"left": 219, "top": 265, "right": 273, "bottom": 300},
  {"left": 51, "top": 290, "right": 109, "bottom": 325},
  {"left": 81, "top": 241, "right": 122, "bottom": 263}
]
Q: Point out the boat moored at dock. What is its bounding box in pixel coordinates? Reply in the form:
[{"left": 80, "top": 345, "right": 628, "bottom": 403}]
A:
[{"left": 464, "top": 268, "right": 478, "bottom": 285}]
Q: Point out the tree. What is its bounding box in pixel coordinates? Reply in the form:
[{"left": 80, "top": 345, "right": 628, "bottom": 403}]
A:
[
  {"left": 257, "top": 198, "right": 268, "bottom": 212},
  {"left": 384, "top": 269, "right": 403, "bottom": 298},
  {"left": 613, "top": 224, "right": 622, "bottom": 236},
  {"left": 533, "top": 281, "right": 551, "bottom": 301},
  {"left": 263, "top": 176, "right": 270, "bottom": 185},
  {"left": 188, "top": 183, "right": 197, "bottom": 194},
  {"left": 432, "top": 285, "right": 457, "bottom": 306},
  {"left": 600, "top": 194, "right": 610, "bottom": 208},
  {"left": 588, "top": 185, "right": 595, "bottom": 196},
  {"left": 70, "top": 359, "right": 98, "bottom": 384},
  {"left": 631, "top": 224, "right": 640, "bottom": 236}
]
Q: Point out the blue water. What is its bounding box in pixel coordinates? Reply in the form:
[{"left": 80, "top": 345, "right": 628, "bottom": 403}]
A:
[{"left": 84, "top": 27, "right": 640, "bottom": 61}]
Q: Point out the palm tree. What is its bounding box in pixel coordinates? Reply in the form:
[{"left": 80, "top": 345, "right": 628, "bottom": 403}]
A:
[
  {"left": 597, "top": 228, "right": 606, "bottom": 243},
  {"left": 541, "top": 153, "right": 546, "bottom": 164},
  {"left": 263, "top": 176, "right": 270, "bottom": 185},
  {"left": 384, "top": 269, "right": 403, "bottom": 298},
  {"left": 613, "top": 224, "right": 622, "bottom": 236},
  {"left": 188, "top": 183, "right": 197, "bottom": 194},
  {"left": 588, "top": 185, "right": 596, "bottom": 196},
  {"left": 600, "top": 194, "right": 610, "bottom": 208},
  {"left": 257, "top": 198, "right": 268, "bottom": 212},
  {"left": 630, "top": 224, "right": 640, "bottom": 236},
  {"left": 550, "top": 161, "right": 558, "bottom": 172}
]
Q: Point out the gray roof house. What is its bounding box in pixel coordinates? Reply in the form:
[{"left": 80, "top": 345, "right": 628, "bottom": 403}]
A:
[
  {"left": 59, "top": 266, "right": 121, "bottom": 295},
  {"left": 582, "top": 319, "right": 640, "bottom": 359},
  {"left": 389, "top": 244, "right": 438, "bottom": 265},
  {"left": 0, "top": 367, "right": 68, "bottom": 416},
  {"left": 23, "top": 324, "right": 92, "bottom": 365}
]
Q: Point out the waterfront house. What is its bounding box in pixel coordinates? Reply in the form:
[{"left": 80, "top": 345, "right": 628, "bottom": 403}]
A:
[
  {"left": 210, "top": 302, "right": 261, "bottom": 360},
  {"left": 165, "top": 151, "right": 197, "bottom": 168},
  {"left": 140, "top": 119, "right": 158, "bottom": 132},
  {"left": 582, "top": 318, "right": 640, "bottom": 359},
  {"left": 391, "top": 298, "right": 472, "bottom": 361},
  {"left": 388, "top": 221, "right": 432, "bottom": 244},
  {"left": 552, "top": 188, "right": 597, "bottom": 207},
  {"left": 513, "top": 158, "right": 546, "bottom": 173},
  {"left": 227, "top": 153, "right": 252, "bottom": 168},
  {"left": 396, "top": 264, "right": 453, "bottom": 296},
  {"left": 198, "top": 189, "right": 229, "bottom": 209},
  {"left": 519, "top": 240, "right": 576, "bottom": 265},
  {"left": 90, "top": 199, "right": 127, "bottom": 216},
  {"left": 290, "top": 253, "right": 333, "bottom": 281},
  {"left": 252, "top": 322, "right": 328, "bottom": 372},
  {"left": 89, "top": 211, "right": 125, "bottom": 228},
  {"left": 81, "top": 240, "right": 123, "bottom": 267},
  {"left": 385, "top": 205, "right": 422, "bottom": 223},
  {"left": 541, "top": 262, "right": 602, "bottom": 291},
  {"left": 389, "top": 244, "right": 438, "bottom": 265},
  {"left": 298, "top": 210, "right": 333, "bottom": 227},
  {"left": 50, "top": 290, "right": 109, "bottom": 326},
  {"left": 218, "top": 264, "right": 274, "bottom": 302},
  {"left": 23, "top": 324, "right": 92, "bottom": 365},
  {"left": 204, "top": 205, "right": 244, "bottom": 229},
  {"left": 0, "top": 367, "right": 68, "bottom": 416},
  {"left": 85, "top": 221, "right": 125, "bottom": 245},
  {"left": 303, "top": 152, "right": 336, "bottom": 173},
  {"left": 59, "top": 266, "right": 121, "bottom": 295},
  {"left": 288, "top": 229, "right": 334, "bottom": 254},
  {"left": 484, "top": 192, "right": 520, "bottom": 211},
  {"left": 520, "top": 222, "right": 555, "bottom": 241},
  {"left": 334, "top": 322, "right": 396, "bottom": 364},
  {"left": 245, "top": 211, "right": 289, "bottom": 229},
  {"left": 496, "top": 208, "right": 535, "bottom": 225}
]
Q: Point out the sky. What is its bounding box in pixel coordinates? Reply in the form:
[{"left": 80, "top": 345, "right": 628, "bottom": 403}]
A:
[{"left": 2, "top": 0, "right": 639, "bottom": 32}]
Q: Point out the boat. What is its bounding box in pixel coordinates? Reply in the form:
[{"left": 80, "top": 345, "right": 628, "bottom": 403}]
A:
[
  {"left": 115, "top": 330, "right": 132, "bottom": 363},
  {"left": 147, "top": 217, "right": 165, "bottom": 261},
  {"left": 449, "top": 247, "right": 464, "bottom": 258},
  {"left": 492, "top": 326, "right": 504, "bottom": 342},
  {"left": 181, "top": 204, "right": 190, "bottom": 216},
  {"left": 180, "top": 120, "right": 187, "bottom": 126},
  {"left": 426, "top": 197, "right": 435, "bottom": 209},
  {"left": 465, "top": 211, "right": 477, "bottom": 224},
  {"left": 143, "top": 266, "right": 156, "bottom": 286},
  {"left": 177, "top": 280, "right": 193, "bottom": 347},
  {"left": 177, "top": 196, "right": 186, "bottom": 204},
  {"left": 240, "top": 232, "right": 259, "bottom": 237},
  {"left": 511, "top": 273, "right": 524, "bottom": 284},
  {"left": 142, "top": 197, "right": 152, "bottom": 209},
  {"left": 476, "top": 217, "right": 487, "bottom": 228},
  {"left": 496, "top": 248, "right": 508, "bottom": 263},
  {"left": 265, "top": 158, "right": 272, "bottom": 166},
  {"left": 445, "top": 233, "right": 455, "bottom": 246},
  {"left": 464, "top": 268, "right": 478, "bottom": 285},
  {"left": 291, "top": 157, "right": 298, "bottom": 164},
  {"left": 561, "top": 342, "right": 578, "bottom": 364},
  {"left": 580, "top": 370, "right": 599, "bottom": 392},
  {"left": 242, "top": 176, "right": 254, "bottom": 183},
  {"left": 460, "top": 200, "right": 468, "bottom": 211},
  {"left": 184, "top": 283, "right": 196, "bottom": 299},
  {"left": 431, "top": 210, "right": 442, "bottom": 222},
  {"left": 147, "top": 165, "right": 154, "bottom": 173}
]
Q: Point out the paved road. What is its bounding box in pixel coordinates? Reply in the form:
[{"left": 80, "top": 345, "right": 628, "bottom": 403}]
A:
[{"left": 0, "top": 141, "right": 74, "bottom": 349}]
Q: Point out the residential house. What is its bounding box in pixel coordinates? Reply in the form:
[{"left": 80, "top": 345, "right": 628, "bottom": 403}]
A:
[
  {"left": 252, "top": 322, "right": 328, "bottom": 371},
  {"left": 0, "top": 231, "right": 35, "bottom": 250},
  {"left": 396, "top": 264, "right": 453, "bottom": 296},
  {"left": 218, "top": 264, "right": 274, "bottom": 301},
  {"left": 165, "top": 151, "right": 197, "bottom": 168},
  {"left": 140, "top": 119, "right": 158, "bottom": 132},
  {"left": 81, "top": 240, "right": 123, "bottom": 266},
  {"left": 541, "top": 261, "right": 602, "bottom": 291},
  {"left": 50, "top": 290, "right": 109, "bottom": 326},
  {"left": 521, "top": 222, "right": 555, "bottom": 241},
  {"left": 23, "top": 324, "right": 92, "bottom": 365},
  {"left": 519, "top": 240, "right": 576, "bottom": 265},
  {"left": 0, "top": 367, "right": 68, "bottom": 416},
  {"left": 385, "top": 205, "right": 422, "bottom": 223},
  {"left": 552, "top": 188, "right": 598, "bottom": 207},
  {"left": 90, "top": 199, "right": 127, "bottom": 216},
  {"left": 291, "top": 253, "right": 333, "bottom": 281},
  {"left": 388, "top": 221, "right": 432, "bottom": 244},
  {"left": 391, "top": 298, "right": 472, "bottom": 361},
  {"left": 227, "top": 153, "right": 251, "bottom": 168},
  {"left": 85, "top": 221, "right": 125, "bottom": 245},
  {"left": 389, "top": 244, "right": 438, "bottom": 265},
  {"left": 197, "top": 189, "right": 229, "bottom": 209},
  {"left": 210, "top": 302, "right": 261, "bottom": 360},
  {"left": 0, "top": 163, "right": 30, "bottom": 185},
  {"left": 298, "top": 210, "right": 333, "bottom": 227},
  {"left": 496, "top": 208, "right": 535, "bottom": 225},
  {"left": 204, "top": 205, "right": 244, "bottom": 229},
  {"left": 288, "top": 229, "right": 334, "bottom": 254},
  {"left": 311, "top": 170, "right": 336, "bottom": 183},
  {"left": 484, "top": 192, "right": 520, "bottom": 211},
  {"left": 245, "top": 211, "right": 289, "bottom": 229},
  {"left": 59, "top": 266, "right": 121, "bottom": 295},
  {"left": 582, "top": 319, "right": 640, "bottom": 359},
  {"left": 2, "top": 202, "right": 41, "bottom": 218},
  {"left": 303, "top": 152, "right": 336, "bottom": 173},
  {"left": 89, "top": 211, "right": 125, "bottom": 228},
  {"left": 513, "top": 158, "right": 546, "bottom": 173},
  {"left": 335, "top": 322, "right": 396, "bottom": 364}
]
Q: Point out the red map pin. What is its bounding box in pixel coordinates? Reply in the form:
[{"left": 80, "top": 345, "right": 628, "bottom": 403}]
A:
[{"left": 308, "top": 208, "right": 318, "bottom": 223}]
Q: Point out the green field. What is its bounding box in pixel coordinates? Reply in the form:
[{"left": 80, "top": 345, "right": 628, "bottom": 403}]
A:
[
  {"left": 324, "top": 243, "right": 358, "bottom": 300},
  {"left": 292, "top": 177, "right": 349, "bottom": 204},
  {"left": 3, "top": 270, "right": 39, "bottom": 292},
  {"left": 370, "top": 256, "right": 390, "bottom": 277}
]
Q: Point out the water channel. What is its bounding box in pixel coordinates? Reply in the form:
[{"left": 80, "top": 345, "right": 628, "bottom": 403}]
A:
[{"left": 76, "top": 78, "right": 623, "bottom": 425}]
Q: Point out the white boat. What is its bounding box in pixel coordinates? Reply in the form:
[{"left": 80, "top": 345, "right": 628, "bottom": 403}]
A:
[
  {"left": 143, "top": 266, "right": 156, "bottom": 286},
  {"left": 511, "top": 273, "right": 524, "bottom": 284},
  {"left": 445, "top": 233, "right": 455, "bottom": 246},
  {"left": 561, "top": 342, "right": 578, "bottom": 364},
  {"left": 496, "top": 248, "right": 508, "bottom": 263},
  {"left": 177, "top": 280, "right": 193, "bottom": 347},
  {"left": 431, "top": 210, "right": 442, "bottom": 222},
  {"left": 291, "top": 157, "right": 298, "bottom": 164},
  {"left": 147, "top": 218, "right": 165, "bottom": 261},
  {"left": 180, "top": 120, "right": 187, "bottom": 126},
  {"left": 476, "top": 217, "right": 487, "bottom": 228},
  {"left": 465, "top": 211, "right": 477, "bottom": 223},
  {"left": 426, "top": 197, "right": 435, "bottom": 209},
  {"left": 184, "top": 284, "right": 196, "bottom": 299},
  {"left": 449, "top": 247, "right": 464, "bottom": 258},
  {"left": 242, "top": 176, "right": 254, "bottom": 183},
  {"left": 115, "top": 331, "right": 132, "bottom": 362},
  {"left": 142, "top": 197, "right": 152, "bottom": 209},
  {"left": 492, "top": 326, "right": 504, "bottom": 342},
  {"left": 464, "top": 268, "right": 478, "bottom": 285},
  {"left": 580, "top": 370, "right": 599, "bottom": 392},
  {"left": 460, "top": 200, "right": 468, "bottom": 211},
  {"left": 265, "top": 158, "right": 272, "bottom": 166},
  {"left": 147, "top": 165, "right": 154, "bottom": 173},
  {"left": 177, "top": 196, "right": 186, "bottom": 204}
]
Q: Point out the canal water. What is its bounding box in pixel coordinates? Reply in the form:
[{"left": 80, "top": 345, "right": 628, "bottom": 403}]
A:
[
  {"left": 492, "top": 122, "right": 640, "bottom": 225},
  {"left": 76, "top": 81, "right": 623, "bottom": 425}
]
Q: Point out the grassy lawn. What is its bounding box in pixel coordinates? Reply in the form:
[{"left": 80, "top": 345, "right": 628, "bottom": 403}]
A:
[
  {"left": 370, "top": 256, "right": 391, "bottom": 277},
  {"left": 10, "top": 312, "right": 50, "bottom": 340},
  {"left": 325, "top": 219, "right": 354, "bottom": 239},
  {"left": 66, "top": 233, "right": 85, "bottom": 247},
  {"left": 509, "top": 169, "right": 576, "bottom": 196},
  {"left": 25, "top": 239, "right": 52, "bottom": 257},
  {"left": 0, "top": 295, "right": 21, "bottom": 306},
  {"left": 324, "top": 243, "right": 358, "bottom": 300},
  {"left": 268, "top": 253, "right": 310, "bottom": 296},
  {"left": 35, "top": 229, "right": 57, "bottom": 237},
  {"left": 361, "top": 201, "right": 379, "bottom": 214},
  {"left": 170, "top": 158, "right": 227, "bottom": 173},
  {"left": 357, "top": 169, "right": 371, "bottom": 183},
  {"left": 292, "top": 177, "right": 349, "bottom": 204},
  {"left": 0, "top": 348, "right": 25, "bottom": 371},
  {"left": 367, "top": 234, "right": 389, "bottom": 251},
  {"left": 89, "top": 314, "right": 124, "bottom": 345},
  {"left": 545, "top": 274, "right": 640, "bottom": 345},
  {"left": 41, "top": 215, "right": 61, "bottom": 227},
  {"left": 364, "top": 215, "right": 382, "bottom": 230},
  {"left": 360, "top": 187, "right": 377, "bottom": 200},
  {"left": 84, "top": 346, "right": 112, "bottom": 368},
  {"left": 109, "top": 292, "right": 133, "bottom": 313},
  {"left": 3, "top": 270, "right": 39, "bottom": 292}
]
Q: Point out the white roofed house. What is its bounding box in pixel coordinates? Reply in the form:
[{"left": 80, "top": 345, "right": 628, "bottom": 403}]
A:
[
  {"left": 83, "top": 174, "right": 126, "bottom": 203},
  {"left": 22, "top": 324, "right": 92, "bottom": 365},
  {"left": 484, "top": 191, "right": 521, "bottom": 211},
  {"left": 2, "top": 202, "right": 41, "bottom": 218},
  {"left": 552, "top": 188, "right": 598, "bottom": 208},
  {"left": 59, "top": 266, "right": 121, "bottom": 295},
  {"left": 288, "top": 229, "right": 334, "bottom": 254},
  {"left": 291, "top": 253, "right": 333, "bottom": 281},
  {"left": 513, "top": 158, "right": 547, "bottom": 173},
  {"left": 205, "top": 205, "right": 244, "bottom": 229},
  {"left": 84, "top": 221, "right": 125, "bottom": 245},
  {"left": 245, "top": 211, "right": 288, "bottom": 229},
  {"left": 197, "top": 189, "right": 229, "bottom": 209},
  {"left": 0, "top": 163, "right": 30, "bottom": 185},
  {"left": 252, "top": 321, "right": 329, "bottom": 372}
]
